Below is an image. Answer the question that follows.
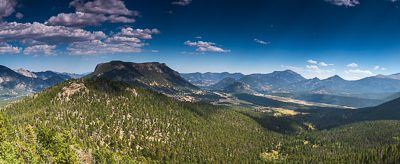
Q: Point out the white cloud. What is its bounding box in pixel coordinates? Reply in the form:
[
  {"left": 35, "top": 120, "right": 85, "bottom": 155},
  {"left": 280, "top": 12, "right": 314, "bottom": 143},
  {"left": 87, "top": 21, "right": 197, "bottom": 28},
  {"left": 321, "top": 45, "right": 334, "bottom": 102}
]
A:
[
  {"left": 345, "top": 69, "right": 374, "bottom": 75},
  {"left": 68, "top": 27, "right": 159, "bottom": 55},
  {"left": 307, "top": 59, "right": 333, "bottom": 67},
  {"left": 185, "top": 40, "right": 230, "bottom": 53},
  {"left": 0, "top": 22, "right": 106, "bottom": 44},
  {"left": 303, "top": 64, "right": 335, "bottom": 79},
  {"left": 347, "top": 63, "right": 359, "bottom": 68},
  {"left": 374, "top": 65, "right": 386, "bottom": 71},
  {"left": 344, "top": 69, "right": 375, "bottom": 80},
  {"left": 48, "top": 12, "right": 116, "bottom": 27},
  {"left": 68, "top": 39, "right": 143, "bottom": 55},
  {"left": 307, "top": 66, "right": 336, "bottom": 79},
  {"left": 172, "top": 0, "right": 192, "bottom": 6},
  {"left": 115, "top": 28, "right": 160, "bottom": 39},
  {"left": 23, "top": 44, "right": 56, "bottom": 56},
  {"left": 325, "top": 0, "right": 360, "bottom": 7},
  {"left": 319, "top": 62, "right": 334, "bottom": 67},
  {"left": 47, "top": 0, "right": 138, "bottom": 27},
  {"left": 307, "top": 59, "right": 318, "bottom": 64},
  {"left": 254, "top": 38, "right": 270, "bottom": 45},
  {"left": 0, "top": 21, "right": 158, "bottom": 56},
  {"left": 306, "top": 65, "right": 335, "bottom": 73},
  {"left": 306, "top": 65, "right": 319, "bottom": 70},
  {"left": 281, "top": 63, "right": 338, "bottom": 79},
  {"left": 0, "top": 43, "right": 20, "bottom": 54},
  {"left": 0, "top": 0, "right": 16, "bottom": 19},
  {"left": 47, "top": 12, "right": 136, "bottom": 27},
  {"left": 70, "top": 0, "right": 137, "bottom": 16},
  {"left": 283, "top": 60, "right": 336, "bottom": 79}
]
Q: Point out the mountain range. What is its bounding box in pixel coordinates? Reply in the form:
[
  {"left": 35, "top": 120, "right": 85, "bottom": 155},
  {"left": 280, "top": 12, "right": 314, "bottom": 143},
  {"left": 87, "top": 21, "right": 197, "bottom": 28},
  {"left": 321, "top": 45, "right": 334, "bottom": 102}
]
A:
[
  {"left": 0, "top": 66, "right": 82, "bottom": 100},
  {"left": 3, "top": 61, "right": 400, "bottom": 108},
  {"left": 181, "top": 72, "right": 245, "bottom": 87},
  {"left": 182, "top": 70, "right": 400, "bottom": 107},
  {"left": 2, "top": 60, "right": 400, "bottom": 163}
]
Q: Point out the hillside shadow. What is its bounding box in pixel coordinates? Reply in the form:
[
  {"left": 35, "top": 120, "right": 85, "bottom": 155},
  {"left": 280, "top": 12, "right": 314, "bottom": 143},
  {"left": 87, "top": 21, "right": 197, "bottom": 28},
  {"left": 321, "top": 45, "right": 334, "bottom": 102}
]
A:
[{"left": 235, "top": 93, "right": 400, "bottom": 134}]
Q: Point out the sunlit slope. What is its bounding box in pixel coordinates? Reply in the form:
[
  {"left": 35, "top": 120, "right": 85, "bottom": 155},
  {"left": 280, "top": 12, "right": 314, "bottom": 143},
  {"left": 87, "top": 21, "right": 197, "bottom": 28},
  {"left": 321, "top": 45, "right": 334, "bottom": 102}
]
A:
[
  {"left": 2, "top": 78, "right": 400, "bottom": 163},
  {"left": 2, "top": 79, "right": 281, "bottom": 163}
]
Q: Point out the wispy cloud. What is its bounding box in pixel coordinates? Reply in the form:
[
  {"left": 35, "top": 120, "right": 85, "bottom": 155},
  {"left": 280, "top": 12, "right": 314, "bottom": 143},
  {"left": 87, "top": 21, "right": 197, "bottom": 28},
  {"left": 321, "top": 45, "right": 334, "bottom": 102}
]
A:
[
  {"left": 374, "top": 65, "right": 386, "bottom": 71},
  {"left": 306, "top": 65, "right": 336, "bottom": 76},
  {"left": 347, "top": 63, "right": 359, "bottom": 68},
  {"left": 344, "top": 69, "right": 375, "bottom": 80},
  {"left": 172, "top": 0, "right": 192, "bottom": 6},
  {"left": 307, "top": 59, "right": 318, "bottom": 64},
  {"left": 185, "top": 40, "right": 230, "bottom": 53},
  {"left": 319, "top": 62, "right": 334, "bottom": 67},
  {"left": 254, "top": 38, "right": 270, "bottom": 45},
  {"left": 307, "top": 59, "right": 333, "bottom": 67},
  {"left": 68, "top": 27, "right": 160, "bottom": 55},
  {"left": 282, "top": 60, "right": 336, "bottom": 79},
  {"left": 325, "top": 0, "right": 360, "bottom": 7}
]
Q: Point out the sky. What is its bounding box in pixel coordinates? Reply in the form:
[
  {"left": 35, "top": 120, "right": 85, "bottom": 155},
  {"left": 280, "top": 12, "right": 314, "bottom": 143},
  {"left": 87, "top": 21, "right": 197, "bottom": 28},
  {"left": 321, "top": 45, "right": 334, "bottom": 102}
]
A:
[{"left": 1, "top": 0, "right": 400, "bottom": 80}]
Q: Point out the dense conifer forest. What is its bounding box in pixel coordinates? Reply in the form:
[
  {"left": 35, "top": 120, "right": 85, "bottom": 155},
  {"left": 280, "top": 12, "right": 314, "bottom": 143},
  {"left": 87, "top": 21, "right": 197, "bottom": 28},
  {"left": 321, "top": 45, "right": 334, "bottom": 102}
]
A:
[{"left": 1, "top": 79, "right": 400, "bottom": 163}]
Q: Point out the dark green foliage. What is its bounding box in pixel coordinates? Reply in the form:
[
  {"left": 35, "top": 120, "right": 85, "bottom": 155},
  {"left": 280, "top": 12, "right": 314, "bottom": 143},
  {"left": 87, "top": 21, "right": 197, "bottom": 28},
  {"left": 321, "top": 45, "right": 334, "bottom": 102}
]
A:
[{"left": 1, "top": 79, "right": 282, "bottom": 162}]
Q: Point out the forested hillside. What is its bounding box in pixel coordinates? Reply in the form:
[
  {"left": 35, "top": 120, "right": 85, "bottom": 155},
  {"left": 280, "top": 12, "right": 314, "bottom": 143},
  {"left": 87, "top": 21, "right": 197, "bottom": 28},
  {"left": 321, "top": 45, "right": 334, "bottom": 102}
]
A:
[{"left": 1, "top": 79, "right": 400, "bottom": 163}]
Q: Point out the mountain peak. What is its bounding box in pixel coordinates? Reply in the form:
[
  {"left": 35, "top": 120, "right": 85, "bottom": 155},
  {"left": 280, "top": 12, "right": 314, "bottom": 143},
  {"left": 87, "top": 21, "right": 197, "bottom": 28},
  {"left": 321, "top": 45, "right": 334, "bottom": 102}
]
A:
[
  {"left": 326, "top": 75, "right": 345, "bottom": 81},
  {"left": 272, "top": 69, "right": 298, "bottom": 75},
  {"left": 15, "top": 68, "right": 38, "bottom": 78},
  {"left": 224, "top": 81, "right": 256, "bottom": 94},
  {"left": 311, "top": 77, "right": 321, "bottom": 81},
  {"left": 0, "top": 65, "right": 25, "bottom": 77}
]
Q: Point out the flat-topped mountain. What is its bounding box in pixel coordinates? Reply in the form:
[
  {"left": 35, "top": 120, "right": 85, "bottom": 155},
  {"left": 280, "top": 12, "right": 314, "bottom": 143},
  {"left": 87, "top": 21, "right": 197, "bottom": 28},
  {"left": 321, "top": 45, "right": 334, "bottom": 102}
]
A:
[{"left": 88, "top": 61, "right": 198, "bottom": 94}]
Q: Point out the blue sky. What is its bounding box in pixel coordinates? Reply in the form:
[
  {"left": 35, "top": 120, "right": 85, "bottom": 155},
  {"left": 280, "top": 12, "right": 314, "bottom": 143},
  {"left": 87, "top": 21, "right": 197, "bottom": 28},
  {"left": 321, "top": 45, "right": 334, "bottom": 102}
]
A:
[{"left": 1, "top": 0, "right": 400, "bottom": 80}]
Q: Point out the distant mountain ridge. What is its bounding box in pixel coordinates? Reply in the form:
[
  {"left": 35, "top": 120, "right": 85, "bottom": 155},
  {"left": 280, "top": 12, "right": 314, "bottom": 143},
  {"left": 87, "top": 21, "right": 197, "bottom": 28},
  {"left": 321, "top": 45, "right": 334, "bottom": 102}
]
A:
[
  {"left": 186, "top": 70, "right": 400, "bottom": 107},
  {"left": 286, "top": 75, "right": 400, "bottom": 95},
  {"left": 208, "top": 77, "right": 237, "bottom": 90},
  {"left": 238, "top": 70, "right": 306, "bottom": 92},
  {"left": 223, "top": 81, "right": 257, "bottom": 94},
  {"left": 188, "top": 70, "right": 400, "bottom": 94},
  {"left": 0, "top": 65, "right": 74, "bottom": 100},
  {"left": 375, "top": 73, "right": 400, "bottom": 80},
  {"left": 181, "top": 72, "right": 245, "bottom": 87}
]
